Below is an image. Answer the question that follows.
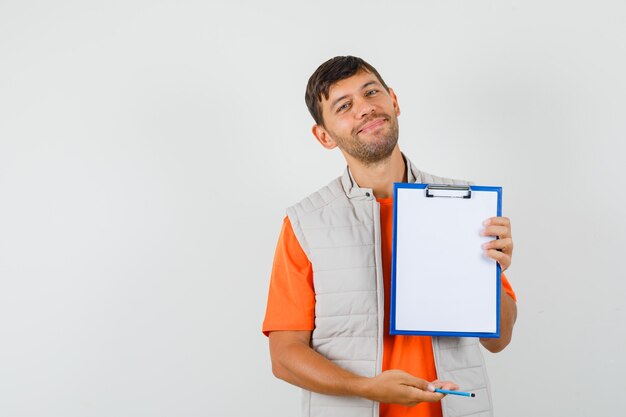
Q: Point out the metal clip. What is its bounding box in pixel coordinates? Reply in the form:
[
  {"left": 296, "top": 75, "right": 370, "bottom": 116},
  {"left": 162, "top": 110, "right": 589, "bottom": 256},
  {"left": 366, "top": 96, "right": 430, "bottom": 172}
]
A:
[{"left": 425, "top": 184, "right": 472, "bottom": 199}]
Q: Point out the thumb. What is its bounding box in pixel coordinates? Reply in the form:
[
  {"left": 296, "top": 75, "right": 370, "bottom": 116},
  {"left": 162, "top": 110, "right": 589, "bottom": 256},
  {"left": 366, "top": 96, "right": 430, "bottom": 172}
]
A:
[{"left": 403, "top": 375, "right": 435, "bottom": 392}]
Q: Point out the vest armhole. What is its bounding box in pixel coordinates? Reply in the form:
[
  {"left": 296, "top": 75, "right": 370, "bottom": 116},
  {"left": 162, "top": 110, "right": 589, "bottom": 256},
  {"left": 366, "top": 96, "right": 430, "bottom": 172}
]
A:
[{"left": 286, "top": 206, "right": 312, "bottom": 261}]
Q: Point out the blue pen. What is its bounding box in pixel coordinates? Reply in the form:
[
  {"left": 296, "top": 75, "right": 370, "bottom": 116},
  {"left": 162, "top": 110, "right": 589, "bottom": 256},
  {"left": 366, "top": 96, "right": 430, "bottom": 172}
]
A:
[{"left": 434, "top": 388, "right": 476, "bottom": 397}]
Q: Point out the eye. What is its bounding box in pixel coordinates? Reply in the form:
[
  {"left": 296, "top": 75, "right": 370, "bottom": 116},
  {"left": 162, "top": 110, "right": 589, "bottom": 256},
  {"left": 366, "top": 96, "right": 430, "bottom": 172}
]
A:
[
  {"left": 337, "top": 102, "right": 351, "bottom": 112},
  {"left": 366, "top": 89, "right": 379, "bottom": 96}
]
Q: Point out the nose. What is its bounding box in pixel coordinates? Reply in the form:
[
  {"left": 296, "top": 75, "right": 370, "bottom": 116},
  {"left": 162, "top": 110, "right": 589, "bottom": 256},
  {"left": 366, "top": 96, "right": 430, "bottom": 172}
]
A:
[{"left": 354, "top": 96, "right": 375, "bottom": 119}]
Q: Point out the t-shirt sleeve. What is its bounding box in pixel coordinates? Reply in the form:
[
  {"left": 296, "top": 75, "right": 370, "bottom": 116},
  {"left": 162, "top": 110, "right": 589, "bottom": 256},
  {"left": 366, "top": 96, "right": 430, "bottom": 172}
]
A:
[
  {"left": 262, "top": 216, "right": 316, "bottom": 337},
  {"left": 501, "top": 272, "right": 517, "bottom": 302}
]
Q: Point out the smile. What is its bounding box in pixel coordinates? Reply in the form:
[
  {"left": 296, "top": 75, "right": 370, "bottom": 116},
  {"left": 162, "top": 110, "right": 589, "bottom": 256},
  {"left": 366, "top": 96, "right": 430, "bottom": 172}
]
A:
[{"left": 358, "top": 118, "right": 386, "bottom": 134}]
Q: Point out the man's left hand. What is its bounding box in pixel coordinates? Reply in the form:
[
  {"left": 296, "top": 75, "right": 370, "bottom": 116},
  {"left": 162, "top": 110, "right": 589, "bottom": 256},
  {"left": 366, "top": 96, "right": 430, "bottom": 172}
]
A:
[{"left": 481, "top": 217, "right": 513, "bottom": 272}]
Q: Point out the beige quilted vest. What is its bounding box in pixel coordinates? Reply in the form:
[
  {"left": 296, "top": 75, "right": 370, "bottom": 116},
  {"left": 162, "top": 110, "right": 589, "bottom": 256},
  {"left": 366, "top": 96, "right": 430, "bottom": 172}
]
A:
[{"left": 286, "top": 155, "right": 494, "bottom": 417}]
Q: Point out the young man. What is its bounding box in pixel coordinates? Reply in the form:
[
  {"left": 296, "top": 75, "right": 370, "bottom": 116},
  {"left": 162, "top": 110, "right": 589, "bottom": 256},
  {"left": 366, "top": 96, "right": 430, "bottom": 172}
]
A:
[{"left": 263, "top": 56, "right": 517, "bottom": 417}]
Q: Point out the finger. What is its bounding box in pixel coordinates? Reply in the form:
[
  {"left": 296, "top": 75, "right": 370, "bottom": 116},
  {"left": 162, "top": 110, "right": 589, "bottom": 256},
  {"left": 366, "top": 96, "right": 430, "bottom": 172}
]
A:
[
  {"left": 482, "top": 237, "right": 513, "bottom": 253},
  {"left": 485, "top": 249, "right": 511, "bottom": 271},
  {"left": 402, "top": 384, "right": 443, "bottom": 406},
  {"left": 481, "top": 225, "right": 510, "bottom": 238},
  {"left": 402, "top": 375, "right": 435, "bottom": 392},
  {"left": 409, "top": 387, "right": 444, "bottom": 403},
  {"left": 431, "top": 379, "right": 460, "bottom": 391},
  {"left": 439, "top": 381, "right": 460, "bottom": 391},
  {"left": 483, "top": 217, "right": 511, "bottom": 227}
]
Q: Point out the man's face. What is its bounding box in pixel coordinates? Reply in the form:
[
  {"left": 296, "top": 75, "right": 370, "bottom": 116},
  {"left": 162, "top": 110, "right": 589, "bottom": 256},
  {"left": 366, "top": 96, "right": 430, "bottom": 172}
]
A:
[{"left": 314, "top": 70, "right": 400, "bottom": 165}]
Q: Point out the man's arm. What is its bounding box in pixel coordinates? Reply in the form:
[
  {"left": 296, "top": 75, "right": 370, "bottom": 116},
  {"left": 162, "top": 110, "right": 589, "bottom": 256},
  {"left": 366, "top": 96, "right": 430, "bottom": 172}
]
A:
[
  {"left": 480, "top": 288, "right": 517, "bottom": 352},
  {"left": 480, "top": 216, "right": 517, "bottom": 353},
  {"left": 269, "top": 330, "right": 456, "bottom": 407}
]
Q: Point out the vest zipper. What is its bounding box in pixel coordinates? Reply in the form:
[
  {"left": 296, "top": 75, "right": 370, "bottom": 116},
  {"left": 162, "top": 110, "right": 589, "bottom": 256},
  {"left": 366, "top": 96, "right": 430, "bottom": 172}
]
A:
[{"left": 372, "top": 198, "right": 383, "bottom": 417}]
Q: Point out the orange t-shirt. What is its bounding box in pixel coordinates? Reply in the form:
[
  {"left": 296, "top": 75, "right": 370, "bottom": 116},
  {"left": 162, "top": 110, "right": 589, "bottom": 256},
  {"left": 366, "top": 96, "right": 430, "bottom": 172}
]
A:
[{"left": 263, "top": 198, "right": 516, "bottom": 417}]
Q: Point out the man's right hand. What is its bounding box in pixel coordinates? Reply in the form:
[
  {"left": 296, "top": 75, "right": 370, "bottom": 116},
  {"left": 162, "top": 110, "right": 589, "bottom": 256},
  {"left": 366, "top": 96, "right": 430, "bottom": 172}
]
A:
[
  {"left": 358, "top": 370, "right": 456, "bottom": 407},
  {"left": 269, "top": 331, "right": 457, "bottom": 407}
]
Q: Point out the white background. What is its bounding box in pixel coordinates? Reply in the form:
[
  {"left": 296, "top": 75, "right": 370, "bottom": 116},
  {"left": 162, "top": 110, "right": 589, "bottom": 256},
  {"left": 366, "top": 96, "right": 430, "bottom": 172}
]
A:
[{"left": 1, "top": 1, "right": 625, "bottom": 416}]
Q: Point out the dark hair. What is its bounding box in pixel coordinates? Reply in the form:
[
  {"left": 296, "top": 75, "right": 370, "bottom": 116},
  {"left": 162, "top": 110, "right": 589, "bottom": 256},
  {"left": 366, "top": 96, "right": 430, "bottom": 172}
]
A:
[{"left": 305, "top": 56, "right": 390, "bottom": 126}]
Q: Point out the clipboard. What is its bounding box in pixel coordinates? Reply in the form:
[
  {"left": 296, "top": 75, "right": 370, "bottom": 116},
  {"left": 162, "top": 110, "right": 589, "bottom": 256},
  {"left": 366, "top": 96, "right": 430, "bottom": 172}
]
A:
[{"left": 390, "top": 183, "right": 502, "bottom": 338}]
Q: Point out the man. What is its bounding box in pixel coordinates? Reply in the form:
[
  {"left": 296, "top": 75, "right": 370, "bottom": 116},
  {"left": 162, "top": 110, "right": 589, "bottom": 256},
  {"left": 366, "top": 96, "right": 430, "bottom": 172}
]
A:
[{"left": 263, "top": 56, "right": 517, "bottom": 417}]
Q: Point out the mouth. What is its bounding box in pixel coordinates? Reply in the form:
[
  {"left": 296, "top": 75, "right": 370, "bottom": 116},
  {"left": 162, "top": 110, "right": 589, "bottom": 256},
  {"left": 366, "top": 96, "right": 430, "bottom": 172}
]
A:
[{"left": 357, "top": 118, "right": 387, "bottom": 134}]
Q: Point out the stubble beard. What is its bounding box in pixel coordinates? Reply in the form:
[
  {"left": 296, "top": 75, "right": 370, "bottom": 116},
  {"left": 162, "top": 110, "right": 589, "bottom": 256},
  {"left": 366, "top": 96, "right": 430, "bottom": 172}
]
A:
[{"left": 331, "top": 113, "right": 400, "bottom": 167}]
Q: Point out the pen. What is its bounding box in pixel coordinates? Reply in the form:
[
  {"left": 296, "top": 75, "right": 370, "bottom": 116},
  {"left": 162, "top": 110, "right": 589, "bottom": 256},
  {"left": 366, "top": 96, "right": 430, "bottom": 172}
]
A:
[{"left": 434, "top": 388, "right": 476, "bottom": 397}]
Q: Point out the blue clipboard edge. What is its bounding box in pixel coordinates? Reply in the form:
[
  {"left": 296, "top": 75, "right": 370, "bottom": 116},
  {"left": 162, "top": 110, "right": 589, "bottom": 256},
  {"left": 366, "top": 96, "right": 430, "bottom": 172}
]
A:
[{"left": 389, "top": 182, "right": 502, "bottom": 338}]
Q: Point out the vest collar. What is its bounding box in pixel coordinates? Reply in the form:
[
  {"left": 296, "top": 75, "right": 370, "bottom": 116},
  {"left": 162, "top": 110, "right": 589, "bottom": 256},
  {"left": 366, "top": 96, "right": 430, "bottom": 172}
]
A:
[{"left": 340, "top": 153, "right": 420, "bottom": 199}]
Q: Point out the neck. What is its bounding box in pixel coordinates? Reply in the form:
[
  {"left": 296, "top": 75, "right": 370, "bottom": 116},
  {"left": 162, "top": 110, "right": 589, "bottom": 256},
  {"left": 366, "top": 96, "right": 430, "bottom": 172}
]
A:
[{"left": 345, "top": 146, "right": 406, "bottom": 199}]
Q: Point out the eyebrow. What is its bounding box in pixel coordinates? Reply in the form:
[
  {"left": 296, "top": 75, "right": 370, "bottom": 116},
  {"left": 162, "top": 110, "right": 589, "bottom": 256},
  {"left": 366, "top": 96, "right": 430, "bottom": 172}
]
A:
[{"left": 330, "top": 80, "right": 381, "bottom": 110}]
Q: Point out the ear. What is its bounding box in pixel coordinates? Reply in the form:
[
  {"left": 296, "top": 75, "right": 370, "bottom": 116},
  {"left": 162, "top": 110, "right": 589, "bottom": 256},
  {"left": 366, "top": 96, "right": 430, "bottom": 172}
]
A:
[
  {"left": 388, "top": 87, "right": 401, "bottom": 117},
  {"left": 312, "top": 124, "right": 338, "bottom": 150}
]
